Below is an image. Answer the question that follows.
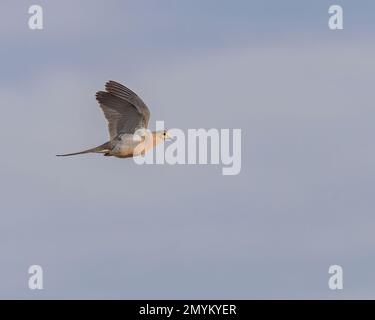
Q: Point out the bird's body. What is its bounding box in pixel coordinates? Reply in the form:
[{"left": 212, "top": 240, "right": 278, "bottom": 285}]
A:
[
  {"left": 57, "top": 80, "right": 171, "bottom": 158},
  {"left": 108, "top": 131, "right": 164, "bottom": 158},
  {"left": 111, "top": 134, "right": 140, "bottom": 158}
]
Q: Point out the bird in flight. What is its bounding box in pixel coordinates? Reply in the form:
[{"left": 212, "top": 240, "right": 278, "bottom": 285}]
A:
[{"left": 57, "top": 80, "right": 172, "bottom": 158}]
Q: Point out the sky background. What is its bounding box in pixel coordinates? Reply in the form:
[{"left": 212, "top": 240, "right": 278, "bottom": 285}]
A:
[{"left": 0, "top": 0, "right": 375, "bottom": 299}]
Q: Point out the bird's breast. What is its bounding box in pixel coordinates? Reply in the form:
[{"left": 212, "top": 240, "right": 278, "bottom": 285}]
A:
[{"left": 112, "top": 134, "right": 154, "bottom": 157}]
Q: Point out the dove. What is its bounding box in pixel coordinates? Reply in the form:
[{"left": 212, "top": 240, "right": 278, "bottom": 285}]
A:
[{"left": 57, "top": 80, "right": 172, "bottom": 158}]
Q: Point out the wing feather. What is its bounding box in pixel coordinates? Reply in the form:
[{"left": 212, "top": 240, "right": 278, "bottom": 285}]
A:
[
  {"left": 95, "top": 81, "right": 150, "bottom": 139},
  {"left": 105, "top": 81, "right": 150, "bottom": 124}
]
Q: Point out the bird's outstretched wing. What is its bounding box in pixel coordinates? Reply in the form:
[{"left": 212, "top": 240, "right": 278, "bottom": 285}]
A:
[{"left": 96, "top": 81, "right": 150, "bottom": 139}]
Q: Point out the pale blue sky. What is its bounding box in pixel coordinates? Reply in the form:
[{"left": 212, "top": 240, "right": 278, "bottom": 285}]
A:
[{"left": 0, "top": 1, "right": 375, "bottom": 298}]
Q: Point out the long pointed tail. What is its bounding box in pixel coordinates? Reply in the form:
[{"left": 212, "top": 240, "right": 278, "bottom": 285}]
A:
[{"left": 56, "top": 142, "right": 110, "bottom": 157}]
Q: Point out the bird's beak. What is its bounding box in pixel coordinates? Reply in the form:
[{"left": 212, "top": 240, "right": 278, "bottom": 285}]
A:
[{"left": 165, "top": 132, "right": 175, "bottom": 141}]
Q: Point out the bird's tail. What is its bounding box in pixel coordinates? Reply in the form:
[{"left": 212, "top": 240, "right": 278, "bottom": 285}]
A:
[{"left": 56, "top": 142, "right": 111, "bottom": 157}]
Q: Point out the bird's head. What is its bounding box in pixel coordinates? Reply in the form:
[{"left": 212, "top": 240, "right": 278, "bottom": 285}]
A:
[{"left": 157, "top": 129, "right": 173, "bottom": 141}]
